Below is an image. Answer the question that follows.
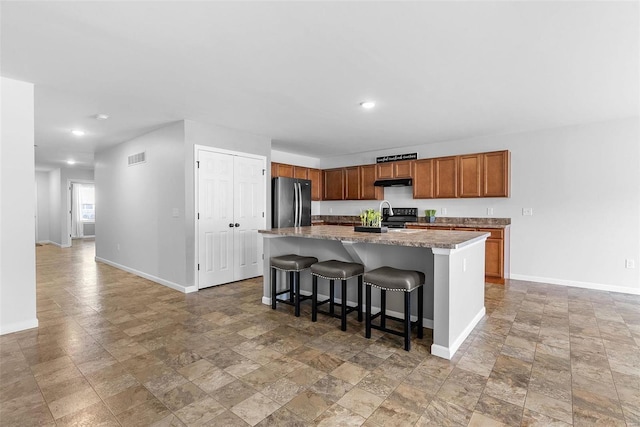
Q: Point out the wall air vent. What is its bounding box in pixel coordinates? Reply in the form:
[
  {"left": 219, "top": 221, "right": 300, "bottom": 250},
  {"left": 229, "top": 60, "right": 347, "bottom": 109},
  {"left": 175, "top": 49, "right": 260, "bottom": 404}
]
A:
[{"left": 128, "top": 151, "right": 146, "bottom": 166}]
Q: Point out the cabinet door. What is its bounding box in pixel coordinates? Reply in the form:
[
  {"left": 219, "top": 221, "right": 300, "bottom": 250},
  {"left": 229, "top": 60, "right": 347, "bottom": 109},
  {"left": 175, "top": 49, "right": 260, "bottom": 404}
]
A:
[
  {"left": 484, "top": 238, "right": 504, "bottom": 278},
  {"left": 359, "top": 164, "right": 382, "bottom": 200},
  {"left": 308, "top": 168, "right": 323, "bottom": 201},
  {"left": 375, "top": 163, "right": 394, "bottom": 179},
  {"left": 274, "top": 163, "right": 294, "bottom": 178},
  {"left": 394, "top": 161, "right": 413, "bottom": 178},
  {"left": 434, "top": 156, "right": 458, "bottom": 198},
  {"left": 293, "top": 166, "right": 308, "bottom": 180},
  {"left": 323, "top": 169, "right": 345, "bottom": 200},
  {"left": 483, "top": 150, "right": 510, "bottom": 197},
  {"left": 459, "top": 154, "right": 482, "bottom": 197},
  {"left": 344, "top": 167, "right": 360, "bottom": 200},
  {"left": 413, "top": 159, "right": 434, "bottom": 198}
]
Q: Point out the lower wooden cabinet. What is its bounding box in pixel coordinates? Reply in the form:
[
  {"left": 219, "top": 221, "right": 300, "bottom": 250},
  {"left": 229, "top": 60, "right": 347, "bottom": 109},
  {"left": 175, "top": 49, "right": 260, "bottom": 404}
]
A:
[{"left": 407, "top": 224, "right": 508, "bottom": 284}]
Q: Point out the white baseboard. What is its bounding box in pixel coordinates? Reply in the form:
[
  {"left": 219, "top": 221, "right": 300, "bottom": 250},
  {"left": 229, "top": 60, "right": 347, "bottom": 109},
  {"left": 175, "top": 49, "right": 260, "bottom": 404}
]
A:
[
  {"left": 95, "top": 257, "right": 197, "bottom": 294},
  {"left": 262, "top": 292, "right": 435, "bottom": 329},
  {"left": 0, "top": 318, "right": 39, "bottom": 335},
  {"left": 431, "top": 306, "right": 485, "bottom": 360},
  {"left": 510, "top": 274, "right": 640, "bottom": 295},
  {"left": 38, "top": 240, "right": 62, "bottom": 247}
]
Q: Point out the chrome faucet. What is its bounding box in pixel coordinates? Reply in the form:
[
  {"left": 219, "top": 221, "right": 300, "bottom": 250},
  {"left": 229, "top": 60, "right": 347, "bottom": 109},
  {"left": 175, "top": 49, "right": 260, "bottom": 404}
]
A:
[{"left": 379, "top": 200, "right": 393, "bottom": 216}]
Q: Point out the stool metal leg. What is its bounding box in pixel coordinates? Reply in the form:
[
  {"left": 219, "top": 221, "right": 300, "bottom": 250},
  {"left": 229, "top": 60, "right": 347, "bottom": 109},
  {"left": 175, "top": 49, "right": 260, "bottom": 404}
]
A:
[
  {"left": 329, "top": 280, "right": 335, "bottom": 315},
  {"left": 417, "top": 286, "right": 424, "bottom": 339},
  {"left": 293, "top": 272, "right": 301, "bottom": 317},
  {"left": 312, "top": 275, "right": 318, "bottom": 322},
  {"left": 271, "top": 268, "right": 277, "bottom": 310},
  {"left": 365, "top": 285, "right": 372, "bottom": 339},
  {"left": 404, "top": 291, "right": 411, "bottom": 351},
  {"left": 380, "top": 290, "right": 386, "bottom": 329},
  {"left": 341, "top": 279, "right": 347, "bottom": 331},
  {"left": 357, "top": 276, "right": 363, "bottom": 322},
  {"left": 289, "top": 271, "right": 294, "bottom": 304}
]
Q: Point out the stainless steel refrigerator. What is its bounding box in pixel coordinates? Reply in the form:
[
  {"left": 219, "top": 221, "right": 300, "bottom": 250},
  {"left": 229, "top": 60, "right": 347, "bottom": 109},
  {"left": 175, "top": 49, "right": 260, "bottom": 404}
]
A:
[{"left": 272, "top": 177, "right": 311, "bottom": 228}]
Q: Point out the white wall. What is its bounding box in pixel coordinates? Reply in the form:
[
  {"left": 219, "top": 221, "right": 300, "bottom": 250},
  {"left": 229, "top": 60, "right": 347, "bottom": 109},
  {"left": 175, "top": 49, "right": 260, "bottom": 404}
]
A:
[
  {"left": 35, "top": 171, "right": 50, "bottom": 242},
  {"left": 95, "top": 121, "right": 189, "bottom": 292},
  {"left": 271, "top": 149, "right": 321, "bottom": 168},
  {"left": 0, "top": 77, "right": 37, "bottom": 335},
  {"left": 318, "top": 118, "right": 640, "bottom": 293}
]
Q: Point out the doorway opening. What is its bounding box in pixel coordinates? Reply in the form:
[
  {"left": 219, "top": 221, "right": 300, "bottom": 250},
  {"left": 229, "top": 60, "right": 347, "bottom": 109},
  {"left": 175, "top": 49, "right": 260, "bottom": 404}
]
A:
[{"left": 68, "top": 180, "right": 95, "bottom": 246}]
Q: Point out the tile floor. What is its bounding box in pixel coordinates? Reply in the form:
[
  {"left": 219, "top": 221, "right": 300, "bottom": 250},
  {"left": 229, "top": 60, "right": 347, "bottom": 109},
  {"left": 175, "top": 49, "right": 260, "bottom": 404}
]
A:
[{"left": 1, "top": 240, "right": 639, "bottom": 426}]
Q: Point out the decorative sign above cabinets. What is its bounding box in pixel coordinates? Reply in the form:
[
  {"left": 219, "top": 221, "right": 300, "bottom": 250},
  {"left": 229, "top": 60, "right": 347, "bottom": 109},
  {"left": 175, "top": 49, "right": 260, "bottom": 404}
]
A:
[{"left": 376, "top": 153, "right": 418, "bottom": 163}]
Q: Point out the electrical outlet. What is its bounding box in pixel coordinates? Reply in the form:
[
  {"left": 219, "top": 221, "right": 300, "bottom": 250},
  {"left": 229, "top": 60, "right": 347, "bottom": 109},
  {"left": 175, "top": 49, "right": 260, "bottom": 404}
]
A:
[
  {"left": 462, "top": 258, "right": 467, "bottom": 272},
  {"left": 522, "top": 208, "right": 533, "bottom": 216},
  {"left": 487, "top": 208, "right": 494, "bottom": 216},
  {"left": 329, "top": 208, "right": 333, "bottom": 214},
  {"left": 172, "top": 208, "right": 179, "bottom": 218},
  {"left": 625, "top": 259, "right": 635, "bottom": 269},
  {"left": 441, "top": 208, "right": 447, "bottom": 215},
  {"left": 117, "top": 244, "right": 120, "bottom": 251}
]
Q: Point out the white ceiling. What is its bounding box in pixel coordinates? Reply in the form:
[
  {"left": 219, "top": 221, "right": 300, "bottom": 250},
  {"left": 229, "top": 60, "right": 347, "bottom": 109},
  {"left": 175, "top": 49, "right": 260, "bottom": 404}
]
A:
[{"left": 1, "top": 1, "right": 638, "bottom": 171}]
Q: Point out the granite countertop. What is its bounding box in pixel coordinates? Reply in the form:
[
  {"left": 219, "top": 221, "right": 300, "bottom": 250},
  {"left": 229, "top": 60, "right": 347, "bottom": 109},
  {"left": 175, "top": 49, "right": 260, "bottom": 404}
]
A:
[
  {"left": 312, "top": 216, "right": 510, "bottom": 229},
  {"left": 259, "top": 225, "right": 490, "bottom": 249}
]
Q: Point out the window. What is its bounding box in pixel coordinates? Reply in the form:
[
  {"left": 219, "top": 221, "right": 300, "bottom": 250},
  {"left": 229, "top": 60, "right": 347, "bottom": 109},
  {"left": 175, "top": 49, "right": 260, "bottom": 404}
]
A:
[{"left": 79, "top": 185, "right": 95, "bottom": 222}]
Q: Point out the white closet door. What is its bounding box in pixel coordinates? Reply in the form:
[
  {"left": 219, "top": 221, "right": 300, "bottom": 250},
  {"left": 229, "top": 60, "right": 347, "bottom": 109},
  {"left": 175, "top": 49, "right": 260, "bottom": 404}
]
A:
[
  {"left": 198, "top": 150, "right": 235, "bottom": 288},
  {"left": 233, "top": 156, "right": 265, "bottom": 281}
]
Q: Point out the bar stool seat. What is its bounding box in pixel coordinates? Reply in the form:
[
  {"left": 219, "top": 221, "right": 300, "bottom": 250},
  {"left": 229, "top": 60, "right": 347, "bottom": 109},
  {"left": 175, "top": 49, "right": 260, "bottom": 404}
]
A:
[
  {"left": 311, "top": 260, "right": 364, "bottom": 331},
  {"left": 271, "top": 254, "right": 318, "bottom": 317},
  {"left": 364, "top": 266, "right": 425, "bottom": 351}
]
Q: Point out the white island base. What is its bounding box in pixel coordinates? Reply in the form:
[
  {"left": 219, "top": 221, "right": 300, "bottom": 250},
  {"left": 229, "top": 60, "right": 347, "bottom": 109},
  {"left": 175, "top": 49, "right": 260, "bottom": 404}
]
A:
[{"left": 260, "top": 226, "right": 488, "bottom": 360}]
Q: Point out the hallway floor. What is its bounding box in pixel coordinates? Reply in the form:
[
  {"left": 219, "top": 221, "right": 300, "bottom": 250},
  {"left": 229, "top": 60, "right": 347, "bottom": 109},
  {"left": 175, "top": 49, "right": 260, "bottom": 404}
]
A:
[{"left": 1, "top": 240, "right": 639, "bottom": 426}]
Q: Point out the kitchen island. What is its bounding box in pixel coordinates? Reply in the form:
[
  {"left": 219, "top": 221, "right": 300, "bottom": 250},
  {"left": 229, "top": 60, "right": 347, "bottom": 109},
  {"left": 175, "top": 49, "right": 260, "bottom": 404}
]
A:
[{"left": 259, "top": 225, "right": 489, "bottom": 359}]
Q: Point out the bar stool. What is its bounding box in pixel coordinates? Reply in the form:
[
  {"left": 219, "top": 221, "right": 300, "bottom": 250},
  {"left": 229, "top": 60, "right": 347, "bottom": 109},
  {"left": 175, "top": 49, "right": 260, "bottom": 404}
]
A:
[
  {"left": 364, "top": 266, "right": 425, "bottom": 351},
  {"left": 270, "top": 254, "right": 318, "bottom": 317},
  {"left": 311, "top": 260, "right": 364, "bottom": 331}
]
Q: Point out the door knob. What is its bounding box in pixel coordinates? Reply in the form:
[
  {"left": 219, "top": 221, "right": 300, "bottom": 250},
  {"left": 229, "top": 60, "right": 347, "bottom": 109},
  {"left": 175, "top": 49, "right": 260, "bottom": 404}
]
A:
[
  {"left": 234, "top": 223, "right": 240, "bottom": 227},
  {"left": 229, "top": 223, "right": 234, "bottom": 228}
]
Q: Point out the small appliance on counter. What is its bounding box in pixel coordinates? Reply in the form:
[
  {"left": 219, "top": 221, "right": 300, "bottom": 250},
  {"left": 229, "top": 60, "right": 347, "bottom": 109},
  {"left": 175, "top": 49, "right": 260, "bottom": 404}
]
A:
[
  {"left": 381, "top": 207, "right": 418, "bottom": 229},
  {"left": 272, "top": 177, "right": 311, "bottom": 228}
]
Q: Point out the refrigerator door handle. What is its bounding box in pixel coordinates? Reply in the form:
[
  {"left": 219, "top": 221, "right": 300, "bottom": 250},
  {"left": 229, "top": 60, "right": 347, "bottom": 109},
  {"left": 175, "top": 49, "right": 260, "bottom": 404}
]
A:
[
  {"left": 294, "top": 182, "right": 299, "bottom": 227},
  {"left": 296, "top": 183, "right": 302, "bottom": 227}
]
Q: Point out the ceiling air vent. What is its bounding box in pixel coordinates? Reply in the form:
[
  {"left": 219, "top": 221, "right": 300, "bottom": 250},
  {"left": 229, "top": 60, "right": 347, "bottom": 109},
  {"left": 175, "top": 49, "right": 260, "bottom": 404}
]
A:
[{"left": 127, "top": 151, "right": 146, "bottom": 166}]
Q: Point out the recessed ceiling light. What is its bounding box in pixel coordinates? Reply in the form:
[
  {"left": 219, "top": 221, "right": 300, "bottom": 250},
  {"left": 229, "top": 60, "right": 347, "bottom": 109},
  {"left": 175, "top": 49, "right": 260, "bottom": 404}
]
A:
[
  {"left": 67, "top": 160, "right": 76, "bottom": 165},
  {"left": 95, "top": 114, "right": 109, "bottom": 120},
  {"left": 71, "top": 129, "right": 85, "bottom": 136},
  {"left": 360, "top": 101, "right": 376, "bottom": 109}
]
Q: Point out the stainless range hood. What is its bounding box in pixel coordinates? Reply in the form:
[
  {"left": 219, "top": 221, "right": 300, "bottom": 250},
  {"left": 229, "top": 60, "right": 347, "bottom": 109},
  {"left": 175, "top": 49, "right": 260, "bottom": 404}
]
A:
[{"left": 373, "top": 178, "right": 413, "bottom": 187}]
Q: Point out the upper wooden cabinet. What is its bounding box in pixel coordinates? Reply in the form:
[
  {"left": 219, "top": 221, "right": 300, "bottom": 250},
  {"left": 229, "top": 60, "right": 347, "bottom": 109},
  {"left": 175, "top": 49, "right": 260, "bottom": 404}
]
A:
[
  {"left": 376, "top": 160, "right": 413, "bottom": 180},
  {"left": 434, "top": 156, "right": 458, "bottom": 198},
  {"left": 483, "top": 150, "right": 510, "bottom": 197},
  {"left": 459, "top": 154, "right": 483, "bottom": 198},
  {"left": 344, "top": 167, "right": 360, "bottom": 200},
  {"left": 308, "top": 168, "right": 322, "bottom": 201},
  {"left": 359, "top": 164, "right": 383, "bottom": 200},
  {"left": 323, "top": 168, "right": 345, "bottom": 200},
  {"left": 293, "top": 166, "right": 308, "bottom": 180},
  {"left": 413, "top": 159, "right": 434, "bottom": 199},
  {"left": 271, "top": 162, "right": 294, "bottom": 178}
]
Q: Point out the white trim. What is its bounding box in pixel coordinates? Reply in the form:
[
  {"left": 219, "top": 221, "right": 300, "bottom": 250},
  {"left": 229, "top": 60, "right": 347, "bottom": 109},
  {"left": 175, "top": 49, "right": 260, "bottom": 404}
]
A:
[
  {"left": 0, "top": 318, "right": 39, "bottom": 335},
  {"left": 194, "top": 144, "right": 266, "bottom": 160},
  {"left": 510, "top": 274, "right": 640, "bottom": 295},
  {"left": 37, "top": 240, "right": 59, "bottom": 246},
  {"left": 95, "top": 257, "right": 198, "bottom": 294},
  {"left": 431, "top": 306, "right": 485, "bottom": 360}
]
